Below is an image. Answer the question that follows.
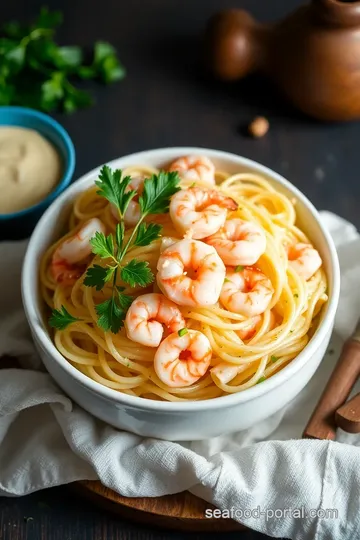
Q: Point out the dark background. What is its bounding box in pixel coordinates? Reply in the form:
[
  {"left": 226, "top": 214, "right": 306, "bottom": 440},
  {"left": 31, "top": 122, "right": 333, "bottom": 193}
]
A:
[{"left": 0, "top": 0, "right": 357, "bottom": 538}]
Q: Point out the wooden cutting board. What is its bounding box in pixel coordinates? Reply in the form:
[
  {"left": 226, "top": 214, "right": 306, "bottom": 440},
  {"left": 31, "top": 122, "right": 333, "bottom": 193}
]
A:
[{"left": 76, "top": 481, "right": 245, "bottom": 531}]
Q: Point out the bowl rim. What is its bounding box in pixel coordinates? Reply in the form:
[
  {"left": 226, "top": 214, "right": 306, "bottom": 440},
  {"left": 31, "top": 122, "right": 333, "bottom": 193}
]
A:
[
  {"left": 22, "top": 146, "right": 341, "bottom": 411},
  {"left": 0, "top": 106, "right": 75, "bottom": 220}
]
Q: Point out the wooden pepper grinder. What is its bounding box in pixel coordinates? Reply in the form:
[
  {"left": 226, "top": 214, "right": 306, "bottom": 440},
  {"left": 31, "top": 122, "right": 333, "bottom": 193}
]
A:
[{"left": 205, "top": 0, "right": 360, "bottom": 121}]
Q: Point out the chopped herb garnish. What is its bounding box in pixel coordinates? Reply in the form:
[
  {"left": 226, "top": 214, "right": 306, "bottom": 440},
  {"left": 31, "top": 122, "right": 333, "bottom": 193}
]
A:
[
  {"left": 235, "top": 265, "right": 244, "bottom": 272},
  {"left": 224, "top": 278, "right": 231, "bottom": 283},
  {"left": 50, "top": 166, "right": 180, "bottom": 334},
  {"left": 178, "top": 328, "right": 188, "bottom": 337},
  {"left": 257, "top": 376, "right": 266, "bottom": 384},
  {"left": 270, "top": 355, "right": 279, "bottom": 363},
  {"left": 294, "top": 293, "right": 299, "bottom": 298}
]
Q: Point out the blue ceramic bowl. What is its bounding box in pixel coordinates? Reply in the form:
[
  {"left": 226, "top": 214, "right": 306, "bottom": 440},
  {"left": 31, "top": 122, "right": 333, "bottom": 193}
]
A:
[{"left": 0, "top": 107, "right": 75, "bottom": 240}]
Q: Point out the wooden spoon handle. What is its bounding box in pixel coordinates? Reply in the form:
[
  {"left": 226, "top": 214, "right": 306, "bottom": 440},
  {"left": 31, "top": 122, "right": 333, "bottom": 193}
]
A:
[
  {"left": 335, "top": 392, "right": 360, "bottom": 434},
  {"left": 303, "top": 332, "right": 360, "bottom": 440}
]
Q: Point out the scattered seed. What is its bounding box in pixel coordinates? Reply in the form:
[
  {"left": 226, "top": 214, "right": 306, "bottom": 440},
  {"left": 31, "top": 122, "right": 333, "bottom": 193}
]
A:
[{"left": 248, "top": 116, "right": 269, "bottom": 138}]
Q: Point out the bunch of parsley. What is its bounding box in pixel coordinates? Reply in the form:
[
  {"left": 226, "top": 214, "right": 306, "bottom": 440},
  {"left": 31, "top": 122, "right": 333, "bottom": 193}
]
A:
[
  {"left": 50, "top": 166, "right": 181, "bottom": 333},
  {"left": 0, "top": 7, "right": 125, "bottom": 112}
]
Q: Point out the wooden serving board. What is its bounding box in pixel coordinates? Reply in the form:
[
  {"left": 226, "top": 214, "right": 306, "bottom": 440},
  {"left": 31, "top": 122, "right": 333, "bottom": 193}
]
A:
[{"left": 76, "top": 481, "right": 245, "bottom": 531}]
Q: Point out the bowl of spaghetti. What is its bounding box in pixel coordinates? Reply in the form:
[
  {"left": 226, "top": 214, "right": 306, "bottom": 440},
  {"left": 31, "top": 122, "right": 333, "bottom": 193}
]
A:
[{"left": 22, "top": 147, "right": 340, "bottom": 441}]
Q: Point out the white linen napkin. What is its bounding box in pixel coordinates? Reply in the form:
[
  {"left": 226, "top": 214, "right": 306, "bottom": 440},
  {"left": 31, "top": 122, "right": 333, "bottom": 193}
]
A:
[{"left": 1, "top": 211, "right": 360, "bottom": 540}]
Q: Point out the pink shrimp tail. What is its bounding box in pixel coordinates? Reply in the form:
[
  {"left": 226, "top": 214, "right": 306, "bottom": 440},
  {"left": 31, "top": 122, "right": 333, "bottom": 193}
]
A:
[{"left": 51, "top": 259, "right": 84, "bottom": 286}]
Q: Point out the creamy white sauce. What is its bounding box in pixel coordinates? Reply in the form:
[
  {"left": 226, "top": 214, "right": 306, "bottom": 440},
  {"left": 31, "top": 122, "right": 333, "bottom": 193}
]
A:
[{"left": 0, "top": 127, "right": 62, "bottom": 214}]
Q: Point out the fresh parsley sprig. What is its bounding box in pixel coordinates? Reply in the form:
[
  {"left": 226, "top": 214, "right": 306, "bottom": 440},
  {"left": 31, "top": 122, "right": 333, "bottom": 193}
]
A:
[
  {"left": 50, "top": 166, "right": 181, "bottom": 334},
  {"left": 0, "top": 7, "right": 126, "bottom": 113}
]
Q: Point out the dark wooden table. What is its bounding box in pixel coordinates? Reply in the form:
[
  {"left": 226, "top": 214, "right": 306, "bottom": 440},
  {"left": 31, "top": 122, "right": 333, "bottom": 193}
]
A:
[{"left": 0, "top": 0, "right": 358, "bottom": 538}]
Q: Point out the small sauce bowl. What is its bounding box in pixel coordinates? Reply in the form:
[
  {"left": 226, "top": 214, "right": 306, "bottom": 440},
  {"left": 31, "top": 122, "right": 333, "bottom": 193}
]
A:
[{"left": 0, "top": 106, "right": 75, "bottom": 240}]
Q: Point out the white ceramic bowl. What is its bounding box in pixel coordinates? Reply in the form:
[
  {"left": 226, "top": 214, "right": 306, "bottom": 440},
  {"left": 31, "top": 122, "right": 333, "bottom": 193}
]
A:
[{"left": 22, "top": 147, "right": 340, "bottom": 441}]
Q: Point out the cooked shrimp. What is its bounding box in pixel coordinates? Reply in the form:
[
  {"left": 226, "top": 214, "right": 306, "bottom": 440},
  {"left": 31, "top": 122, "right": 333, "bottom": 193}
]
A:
[
  {"left": 125, "top": 293, "right": 185, "bottom": 347},
  {"left": 220, "top": 267, "right": 273, "bottom": 317},
  {"left": 236, "top": 315, "right": 261, "bottom": 341},
  {"left": 154, "top": 329, "right": 212, "bottom": 387},
  {"left": 170, "top": 187, "right": 238, "bottom": 240},
  {"left": 212, "top": 312, "right": 276, "bottom": 385},
  {"left": 168, "top": 155, "right": 215, "bottom": 185},
  {"left": 287, "top": 243, "right": 322, "bottom": 281},
  {"left": 205, "top": 218, "right": 266, "bottom": 266},
  {"left": 160, "top": 236, "right": 178, "bottom": 253},
  {"left": 111, "top": 175, "right": 144, "bottom": 226},
  {"left": 211, "top": 362, "right": 248, "bottom": 386},
  {"left": 157, "top": 238, "right": 225, "bottom": 306},
  {"left": 51, "top": 218, "right": 105, "bottom": 285}
]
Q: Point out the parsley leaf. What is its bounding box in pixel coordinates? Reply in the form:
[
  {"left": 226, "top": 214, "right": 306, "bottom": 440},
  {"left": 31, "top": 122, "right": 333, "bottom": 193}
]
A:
[
  {"left": 62, "top": 83, "right": 93, "bottom": 113},
  {"left": 41, "top": 71, "right": 64, "bottom": 111},
  {"left": 84, "top": 264, "right": 115, "bottom": 290},
  {"left": 95, "top": 166, "right": 135, "bottom": 217},
  {"left": 257, "top": 376, "right": 266, "bottom": 384},
  {"left": 35, "top": 7, "right": 63, "bottom": 30},
  {"left": 54, "top": 46, "right": 83, "bottom": 70},
  {"left": 270, "top": 355, "right": 279, "bottom": 364},
  {"left": 139, "top": 171, "right": 181, "bottom": 215},
  {"left": 49, "top": 306, "right": 80, "bottom": 330},
  {"left": 90, "top": 231, "right": 115, "bottom": 260},
  {"left": 96, "top": 290, "right": 132, "bottom": 334},
  {"left": 2, "top": 22, "right": 25, "bottom": 40},
  {"left": 93, "top": 41, "right": 126, "bottom": 83},
  {"left": 6, "top": 45, "right": 25, "bottom": 71},
  {"left": 120, "top": 260, "right": 154, "bottom": 288},
  {"left": 118, "top": 292, "right": 134, "bottom": 311},
  {"left": 96, "top": 296, "right": 125, "bottom": 334},
  {"left": 0, "top": 8, "right": 125, "bottom": 114},
  {"left": 134, "top": 223, "right": 162, "bottom": 247}
]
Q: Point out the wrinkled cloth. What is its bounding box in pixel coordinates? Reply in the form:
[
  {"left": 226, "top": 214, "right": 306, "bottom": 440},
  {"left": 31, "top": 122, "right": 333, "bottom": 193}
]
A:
[{"left": 1, "top": 211, "right": 360, "bottom": 540}]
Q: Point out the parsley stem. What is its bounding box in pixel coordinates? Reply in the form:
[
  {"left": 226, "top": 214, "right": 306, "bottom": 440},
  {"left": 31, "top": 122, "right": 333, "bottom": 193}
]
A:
[
  {"left": 118, "top": 214, "right": 147, "bottom": 261},
  {"left": 112, "top": 266, "right": 118, "bottom": 299},
  {"left": 108, "top": 254, "right": 119, "bottom": 265}
]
